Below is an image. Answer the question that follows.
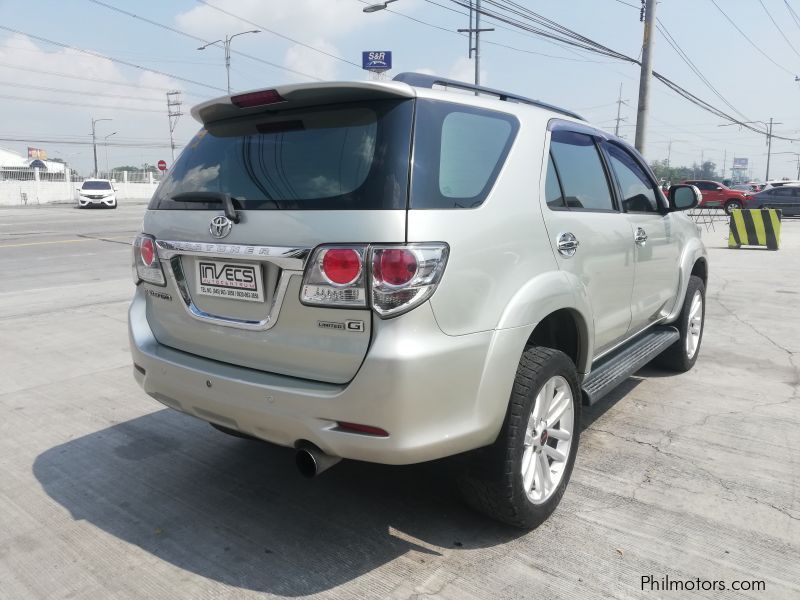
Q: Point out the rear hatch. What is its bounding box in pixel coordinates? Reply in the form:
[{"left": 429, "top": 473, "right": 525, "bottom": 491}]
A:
[{"left": 141, "top": 83, "right": 415, "bottom": 384}]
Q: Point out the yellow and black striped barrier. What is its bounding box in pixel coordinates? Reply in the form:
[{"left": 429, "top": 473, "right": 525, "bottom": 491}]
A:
[{"left": 728, "top": 208, "right": 782, "bottom": 250}]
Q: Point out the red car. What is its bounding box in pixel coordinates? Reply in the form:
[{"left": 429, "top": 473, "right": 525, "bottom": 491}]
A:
[{"left": 681, "top": 180, "right": 751, "bottom": 214}]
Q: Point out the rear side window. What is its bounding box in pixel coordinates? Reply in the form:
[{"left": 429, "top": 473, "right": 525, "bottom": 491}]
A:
[
  {"left": 544, "top": 153, "right": 566, "bottom": 208},
  {"left": 411, "top": 101, "right": 518, "bottom": 208},
  {"left": 549, "top": 130, "right": 615, "bottom": 211},
  {"left": 604, "top": 142, "right": 659, "bottom": 212},
  {"left": 149, "top": 100, "right": 413, "bottom": 211}
]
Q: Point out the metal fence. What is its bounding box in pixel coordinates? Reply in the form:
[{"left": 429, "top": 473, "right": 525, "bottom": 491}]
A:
[{"left": 0, "top": 167, "right": 162, "bottom": 206}]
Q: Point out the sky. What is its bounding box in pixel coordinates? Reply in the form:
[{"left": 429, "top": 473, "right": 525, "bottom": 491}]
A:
[{"left": 1, "top": 0, "right": 799, "bottom": 180}]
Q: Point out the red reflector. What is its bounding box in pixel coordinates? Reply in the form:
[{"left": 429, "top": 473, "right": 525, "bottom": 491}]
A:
[
  {"left": 376, "top": 249, "right": 417, "bottom": 286},
  {"left": 231, "top": 89, "right": 285, "bottom": 108},
  {"left": 336, "top": 422, "right": 389, "bottom": 437},
  {"left": 140, "top": 237, "right": 155, "bottom": 266},
  {"left": 321, "top": 248, "right": 361, "bottom": 285}
]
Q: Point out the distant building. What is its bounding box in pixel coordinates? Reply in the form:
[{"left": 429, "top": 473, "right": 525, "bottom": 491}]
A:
[{"left": 0, "top": 146, "right": 65, "bottom": 172}]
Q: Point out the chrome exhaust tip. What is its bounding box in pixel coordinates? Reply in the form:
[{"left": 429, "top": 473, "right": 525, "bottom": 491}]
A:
[{"left": 296, "top": 445, "right": 341, "bottom": 478}]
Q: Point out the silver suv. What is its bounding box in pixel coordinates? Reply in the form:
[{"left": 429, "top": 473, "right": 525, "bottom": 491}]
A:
[{"left": 129, "top": 73, "right": 707, "bottom": 528}]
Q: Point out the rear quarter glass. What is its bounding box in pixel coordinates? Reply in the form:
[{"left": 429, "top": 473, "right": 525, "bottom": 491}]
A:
[{"left": 148, "top": 99, "right": 413, "bottom": 211}]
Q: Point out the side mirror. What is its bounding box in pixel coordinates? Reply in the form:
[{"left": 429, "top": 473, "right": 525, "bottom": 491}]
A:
[{"left": 669, "top": 184, "right": 700, "bottom": 211}]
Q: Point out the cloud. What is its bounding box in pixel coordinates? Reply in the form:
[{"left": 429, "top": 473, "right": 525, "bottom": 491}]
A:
[
  {"left": 284, "top": 40, "right": 342, "bottom": 82},
  {"left": 0, "top": 34, "right": 194, "bottom": 173},
  {"left": 175, "top": 0, "right": 362, "bottom": 43}
]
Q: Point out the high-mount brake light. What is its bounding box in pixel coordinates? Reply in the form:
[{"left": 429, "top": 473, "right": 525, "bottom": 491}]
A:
[
  {"left": 230, "top": 89, "right": 285, "bottom": 108},
  {"left": 300, "top": 243, "right": 449, "bottom": 317},
  {"left": 132, "top": 234, "right": 166, "bottom": 286}
]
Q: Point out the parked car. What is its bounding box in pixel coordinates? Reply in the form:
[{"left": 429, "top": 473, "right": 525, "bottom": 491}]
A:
[
  {"left": 76, "top": 179, "right": 117, "bottom": 208},
  {"left": 760, "top": 179, "right": 800, "bottom": 191},
  {"left": 128, "top": 73, "right": 707, "bottom": 529},
  {"left": 749, "top": 185, "right": 800, "bottom": 216},
  {"left": 681, "top": 179, "right": 751, "bottom": 214}
]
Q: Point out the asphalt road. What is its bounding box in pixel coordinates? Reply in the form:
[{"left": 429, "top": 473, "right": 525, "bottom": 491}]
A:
[{"left": 0, "top": 203, "right": 798, "bottom": 599}]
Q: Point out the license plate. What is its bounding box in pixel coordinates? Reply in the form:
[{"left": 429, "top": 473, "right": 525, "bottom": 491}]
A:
[{"left": 196, "top": 260, "right": 264, "bottom": 303}]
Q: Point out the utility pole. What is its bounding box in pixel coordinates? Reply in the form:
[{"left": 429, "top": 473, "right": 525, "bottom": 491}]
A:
[
  {"left": 166, "top": 91, "right": 183, "bottom": 164},
  {"left": 634, "top": 0, "right": 656, "bottom": 154},
  {"left": 457, "top": 0, "right": 494, "bottom": 86},
  {"left": 614, "top": 83, "right": 627, "bottom": 137},
  {"left": 765, "top": 117, "right": 781, "bottom": 182},
  {"left": 90, "top": 117, "right": 112, "bottom": 178},
  {"left": 722, "top": 149, "right": 727, "bottom": 181}
]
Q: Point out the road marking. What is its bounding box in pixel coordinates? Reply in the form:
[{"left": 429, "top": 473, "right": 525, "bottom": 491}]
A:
[{"left": 0, "top": 235, "right": 131, "bottom": 249}]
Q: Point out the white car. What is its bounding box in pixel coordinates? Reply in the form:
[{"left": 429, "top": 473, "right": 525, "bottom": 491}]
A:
[{"left": 77, "top": 179, "right": 117, "bottom": 208}]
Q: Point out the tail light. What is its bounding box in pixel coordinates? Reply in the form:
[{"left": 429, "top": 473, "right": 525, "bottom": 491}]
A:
[
  {"left": 300, "top": 243, "right": 448, "bottom": 318},
  {"left": 132, "top": 234, "right": 166, "bottom": 286}
]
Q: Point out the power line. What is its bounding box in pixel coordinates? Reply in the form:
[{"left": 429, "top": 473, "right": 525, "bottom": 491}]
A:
[
  {"left": 0, "top": 93, "right": 166, "bottom": 113},
  {"left": 758, "top": 0, "right": 800, "bottom": 59},
  {"left": 655, "top": 18, "right": 752, "bottom": 123},
  {"left": 786, "top": 1, "right": 800, "bottom": 32},
  {"left": 0, "top": 136, "right": 180, "bottom": 148},
  {"left": 707, "top": 0, "right": 797, "bottom": 76},
  {"left": 0, "top": 62, "right": 207, "bottom": 97},
  {"left": 85, "top": 0, "right": 324, "bottom": 82},
  {"left": 0, "top": 24, "right": 225, "bottom": 92},
  {"left": 193, "top": 0, "right": 362, "bottom": 69},
  {"left": 0, "top": 80, "right": 165, "bottom": 102}
]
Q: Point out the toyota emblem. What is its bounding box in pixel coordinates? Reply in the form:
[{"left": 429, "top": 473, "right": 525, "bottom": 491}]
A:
[{"left": 209, "top": 215, "right": 233, "bottom": 239}]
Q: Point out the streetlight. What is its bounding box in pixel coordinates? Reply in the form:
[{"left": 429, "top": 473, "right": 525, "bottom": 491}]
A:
[
  {"left": 362, "top": 0, "right": 398, "bottom": 12},
  {"left": 90, "top": 118, "right": 112, "bottom": 178},
  {"left": 103, "top": 132, "right": 117, "bottom": 175},
  {"left": 197, "top": 30, "right": 260, "bottom": 95}
]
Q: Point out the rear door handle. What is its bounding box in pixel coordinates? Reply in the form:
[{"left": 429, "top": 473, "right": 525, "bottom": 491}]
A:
[
  {"left": 634, "top": 227, "right": 648, "bottom": 245},
  {"left": 557, "top": 232, "right": 580, "bottom": 257}
]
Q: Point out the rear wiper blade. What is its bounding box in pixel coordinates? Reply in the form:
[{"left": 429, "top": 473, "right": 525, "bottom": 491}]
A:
[{"left": 170, "top": 191, "right": 240, "bottom": 223}]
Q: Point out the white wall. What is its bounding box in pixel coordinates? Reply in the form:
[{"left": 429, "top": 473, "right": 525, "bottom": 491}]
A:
[{"left": 0, "top": 179, "right": 158, "bottom": 206}]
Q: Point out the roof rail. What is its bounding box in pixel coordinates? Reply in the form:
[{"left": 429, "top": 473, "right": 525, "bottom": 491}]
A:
[{"left": 392, "top": 72, "right": 584, "bottom": 121}]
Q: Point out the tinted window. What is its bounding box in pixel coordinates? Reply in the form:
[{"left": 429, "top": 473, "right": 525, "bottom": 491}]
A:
[
  {"left": 149, "top": 100, "right": 413, "bottom": 210},
  {"left": 411, "top": 100, "right": 518, "bottom": 208},
  {"left": 774, "top": 187, "right": 796, "bottom": 197},
  {"left": 604, "top": 142, "right": 659, "bottom": 212},
  {"left": 696, "top": 182, "right": 717, "bottom": 191},
  {"left": 82, "top": 181, "right": 112, "bottom": 190},
  {"left": 549, "top": 130, "right": 614, "bottom": 211},
  {"left": 545, "top": 153, "right": 565, "bottom": 208}
]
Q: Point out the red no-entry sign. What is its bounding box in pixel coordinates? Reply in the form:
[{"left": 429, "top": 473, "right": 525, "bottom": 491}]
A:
[{"left": 157, "top": 160, "right": 167, "bottom": 171}]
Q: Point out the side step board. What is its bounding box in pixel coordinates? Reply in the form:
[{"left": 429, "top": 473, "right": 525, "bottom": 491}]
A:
[{"left": 581, "top": 326, "right": 679, "bottom": 405}]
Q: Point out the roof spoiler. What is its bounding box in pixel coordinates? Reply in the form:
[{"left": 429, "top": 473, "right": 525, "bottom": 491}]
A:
[{"left": 191, "top": 80, "right": 416, "bottom": 125}]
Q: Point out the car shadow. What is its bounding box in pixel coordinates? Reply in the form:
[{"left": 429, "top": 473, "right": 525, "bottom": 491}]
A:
[{"left": 33, "top": 410, "right": 523, "bottom": 596}]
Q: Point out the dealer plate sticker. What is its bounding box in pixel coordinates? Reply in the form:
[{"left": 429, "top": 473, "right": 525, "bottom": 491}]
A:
[{"left": 196, "top": 260, "right": 264, "bottom": 303}]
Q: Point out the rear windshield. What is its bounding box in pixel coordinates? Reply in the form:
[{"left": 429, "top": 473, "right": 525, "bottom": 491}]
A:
[
  {"left": 82, "top": 181, "right": 112, "bottom": 190},
  {"left": 149, "top": 100, "right": 413, "bottom": 210},
  {"left": 149, "top": 97, "right": 517, "bottom": 212}
]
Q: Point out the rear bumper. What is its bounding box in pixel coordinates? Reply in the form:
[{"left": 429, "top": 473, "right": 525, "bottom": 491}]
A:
[{"left": 128, "top": 287, "right": 531, "bottom": 464}]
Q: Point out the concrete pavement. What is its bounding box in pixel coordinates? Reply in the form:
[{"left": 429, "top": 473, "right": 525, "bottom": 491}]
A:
[{"left": 0, "top": 204, "right": 797, "bottom": 599}]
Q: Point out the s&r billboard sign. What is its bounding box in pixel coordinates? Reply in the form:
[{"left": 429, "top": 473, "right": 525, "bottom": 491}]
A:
[
  {"left": 362, "top": 51, "right": 392, "bottom": 71},
  {"left": 732, "top": 158, "right": 748, "bottom": 169}
]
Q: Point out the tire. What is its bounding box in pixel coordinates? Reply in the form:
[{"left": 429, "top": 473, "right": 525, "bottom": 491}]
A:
[
  {"left": 724, "top": 200, "right": 742, "bottom": 214},
  {"left": 654, "top": 275, "right": 705, "bottom": 372},
  {"left": 457, "top": 347, "right": 581, "bottom": 529}
]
